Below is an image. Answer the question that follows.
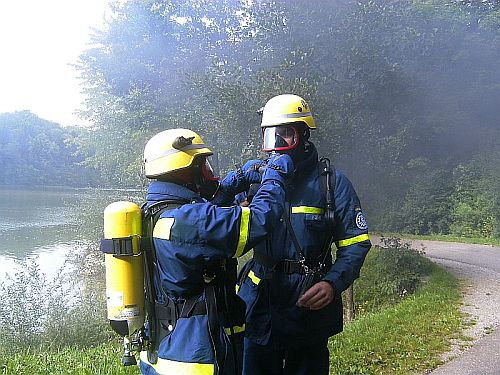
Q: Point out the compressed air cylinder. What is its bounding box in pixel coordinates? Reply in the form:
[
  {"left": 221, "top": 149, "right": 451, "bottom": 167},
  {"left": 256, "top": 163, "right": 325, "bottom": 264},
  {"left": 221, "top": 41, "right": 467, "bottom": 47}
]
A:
[{"left": 103, "top": 201, "right": 145, "bottom": 337}]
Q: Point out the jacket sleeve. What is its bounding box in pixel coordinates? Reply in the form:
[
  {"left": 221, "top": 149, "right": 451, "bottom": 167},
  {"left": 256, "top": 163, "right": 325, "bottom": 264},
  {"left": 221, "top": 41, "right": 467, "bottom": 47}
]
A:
[
  {"left": 152, "top": 179, "right": 285, "bottom": 259},
  {"left": 322, "top": 170, "right": 371, "bottom": 293}
]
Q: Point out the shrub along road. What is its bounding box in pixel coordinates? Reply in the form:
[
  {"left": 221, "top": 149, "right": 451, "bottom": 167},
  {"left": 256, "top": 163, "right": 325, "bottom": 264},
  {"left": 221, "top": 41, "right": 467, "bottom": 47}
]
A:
[{"left": 374, "top": 237, "right": 500, "bottom": 375}]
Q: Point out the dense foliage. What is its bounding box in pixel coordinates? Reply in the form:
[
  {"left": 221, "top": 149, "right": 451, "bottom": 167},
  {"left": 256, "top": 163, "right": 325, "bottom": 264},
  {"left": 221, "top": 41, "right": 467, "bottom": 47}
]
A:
[
  {"left": 0, "top": 111, "right": 99, "bottom": 187},
  {"left": 73, "top": 0, "right": 499, "bottom": 239},
  {"left": 1, "top": 0, "right": 498, "bottom": 238}
]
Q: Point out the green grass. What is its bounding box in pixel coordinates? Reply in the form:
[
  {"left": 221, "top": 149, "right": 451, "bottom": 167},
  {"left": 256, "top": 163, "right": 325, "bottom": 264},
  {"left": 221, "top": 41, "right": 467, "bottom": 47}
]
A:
[
  {"left": 0, "top": 341, "right": 140, "bottom": 375},
  {"left": 328, "top": 264, "right": 464, "bottom": 374},
  {"left": 1, "top": 264, "right": 463, "bottom": 375}
]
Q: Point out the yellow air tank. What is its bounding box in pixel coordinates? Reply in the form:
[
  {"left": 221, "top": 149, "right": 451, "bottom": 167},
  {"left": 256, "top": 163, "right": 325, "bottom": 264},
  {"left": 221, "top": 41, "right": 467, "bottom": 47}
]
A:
[{"left": 102, "top": 201, "right": 145, "bottom": 348}]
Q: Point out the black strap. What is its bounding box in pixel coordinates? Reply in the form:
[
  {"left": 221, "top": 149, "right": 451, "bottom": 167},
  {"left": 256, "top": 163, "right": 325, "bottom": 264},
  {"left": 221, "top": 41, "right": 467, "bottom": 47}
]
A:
[
  {"left": 205, "top": 284, "right": 225, "bottom": 374},
  {"left": 100, "top": 237, "right": 134, "bottom": 256},
  {"left": 179, "top": 296, "right": 207, "bottom": 318},
  {"left": 141, "top": 199, "right": 188, "bottom": 363},
  {"left": 152, "top": 295, "right": 208, "bottom": 347},
  {"left": 253, "top": 252, "right": 324, "bottom": 275},
  {"left": 275, "top": 159, "right": 337, "bottom": 272},
  {"left": 319, "top": 157, "right": 336, "bottom": 228},
  {"left": 282, "top": 202, "right": 307, "bottom": 260}
]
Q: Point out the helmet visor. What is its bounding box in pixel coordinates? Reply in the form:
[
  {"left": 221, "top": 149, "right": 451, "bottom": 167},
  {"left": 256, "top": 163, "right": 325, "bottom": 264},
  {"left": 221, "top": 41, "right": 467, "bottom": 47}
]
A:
[
  {"left": 201, "top": 157, "right": 219, "bottom": 181},
  {"left": 262, "top": 125, "right": 299, "bottom": 152}
]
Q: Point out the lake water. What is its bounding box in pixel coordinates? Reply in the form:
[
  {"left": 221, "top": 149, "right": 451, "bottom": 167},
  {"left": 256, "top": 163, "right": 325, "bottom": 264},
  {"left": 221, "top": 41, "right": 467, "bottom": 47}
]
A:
[{"left": 0, "top": 186, "right": 144, "bottom": 281}]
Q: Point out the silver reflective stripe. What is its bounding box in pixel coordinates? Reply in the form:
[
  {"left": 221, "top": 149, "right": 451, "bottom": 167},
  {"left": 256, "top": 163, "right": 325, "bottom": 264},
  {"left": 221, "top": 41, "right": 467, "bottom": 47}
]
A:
[
  {"left": 145, "top": 144, "right": 207, "bottom": 162},
  {"left": 279, "top": 111, "right": 312, "bottom": 119}
]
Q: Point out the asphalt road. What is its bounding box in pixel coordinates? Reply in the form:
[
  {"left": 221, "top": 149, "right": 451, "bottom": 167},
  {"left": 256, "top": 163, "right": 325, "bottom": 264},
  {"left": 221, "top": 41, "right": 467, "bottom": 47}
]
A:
[{"left": 373, "top": 237, "right": 500, "bottom": 375}]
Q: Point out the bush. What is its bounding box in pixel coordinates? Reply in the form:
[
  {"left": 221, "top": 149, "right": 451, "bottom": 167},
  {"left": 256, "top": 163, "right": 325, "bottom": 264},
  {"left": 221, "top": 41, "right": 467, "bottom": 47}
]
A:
[
  {"left": 450, "top": 162, "right": 499, "bottom": 239},
  {"left": 0, "top": 258, "right": 112, "bottom": 354},
  {"left": 353, "top": 236, "right": 433, "bottom": 314},
  {"left": 397, "top": 169, "right": 454, "bottom": 235}
]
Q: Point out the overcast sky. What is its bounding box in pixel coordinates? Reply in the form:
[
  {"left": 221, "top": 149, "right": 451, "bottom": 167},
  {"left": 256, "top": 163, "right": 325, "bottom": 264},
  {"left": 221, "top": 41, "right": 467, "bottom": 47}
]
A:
[{"left": 0, "top": 0, "right": 113, "bottom": 127}]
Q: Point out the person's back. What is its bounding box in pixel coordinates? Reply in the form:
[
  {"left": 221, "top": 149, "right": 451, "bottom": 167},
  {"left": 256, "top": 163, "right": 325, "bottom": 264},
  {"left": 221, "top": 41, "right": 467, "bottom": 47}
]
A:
[{"left": 138, "top": 128, "right": 295, "bottom": 375}]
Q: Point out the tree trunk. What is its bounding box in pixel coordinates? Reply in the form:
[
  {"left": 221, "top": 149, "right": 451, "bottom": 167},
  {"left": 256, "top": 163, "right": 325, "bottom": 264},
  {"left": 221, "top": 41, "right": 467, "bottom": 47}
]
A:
[{"left": 345, "top": 284, "right": 355, "bottom": 322}]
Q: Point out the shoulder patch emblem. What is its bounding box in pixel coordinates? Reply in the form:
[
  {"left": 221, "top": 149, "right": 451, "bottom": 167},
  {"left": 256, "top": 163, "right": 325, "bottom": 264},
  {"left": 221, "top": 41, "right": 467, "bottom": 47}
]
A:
[{"left": 355, "top": 211, "right": 368, "bottom": 230}]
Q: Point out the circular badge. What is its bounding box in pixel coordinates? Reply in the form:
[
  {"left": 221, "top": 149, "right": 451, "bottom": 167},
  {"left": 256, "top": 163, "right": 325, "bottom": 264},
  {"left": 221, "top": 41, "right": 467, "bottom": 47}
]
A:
[{"left": 355, "top": 212, "right": 368, "bottom": 230}]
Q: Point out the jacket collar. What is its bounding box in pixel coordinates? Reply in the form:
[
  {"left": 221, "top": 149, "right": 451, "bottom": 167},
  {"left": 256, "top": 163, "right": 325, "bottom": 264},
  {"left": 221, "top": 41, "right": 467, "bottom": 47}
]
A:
[
  {"left": 146, "top": 180, "right": 203, "bottom": 204},
  {"left": 294, "top": 141, "right": 319, "bottom": 178}
]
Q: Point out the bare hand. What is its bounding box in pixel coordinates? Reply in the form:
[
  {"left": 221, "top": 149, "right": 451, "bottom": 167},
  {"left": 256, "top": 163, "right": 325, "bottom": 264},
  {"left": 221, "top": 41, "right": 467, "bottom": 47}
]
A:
[{"left": 297, "top": 281, "right": 334, "bottom": 310}]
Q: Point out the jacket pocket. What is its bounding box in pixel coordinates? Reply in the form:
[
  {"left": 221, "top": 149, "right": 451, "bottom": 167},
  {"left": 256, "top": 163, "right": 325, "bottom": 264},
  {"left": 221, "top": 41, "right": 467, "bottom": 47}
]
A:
[
  {"left": 236, "top": 263, "right": 271, "bottom": 344},
  {"left": 304, "top": 213, "right": 328, "bottom": 232},
  {"left": 236, "top": 261, "right": 261, "bottom": 317}
]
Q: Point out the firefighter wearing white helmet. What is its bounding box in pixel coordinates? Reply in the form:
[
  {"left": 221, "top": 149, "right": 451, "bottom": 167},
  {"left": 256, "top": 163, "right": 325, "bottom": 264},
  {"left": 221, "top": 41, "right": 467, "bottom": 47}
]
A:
[
  {"left": 235, "top": 95, "right": 372, "bottom": 375},
  {"left": 137, "top": 128, "right": 296, "bottom": 375}
]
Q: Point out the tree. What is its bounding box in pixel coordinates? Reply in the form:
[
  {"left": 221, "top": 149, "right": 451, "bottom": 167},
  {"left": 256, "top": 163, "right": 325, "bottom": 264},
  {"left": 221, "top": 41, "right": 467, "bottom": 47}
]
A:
[
  {"left": 0, "top": 111, "right": 97, "bottom": 186},
  {"left": 75, "top": 0, "right": 500, "bottom": 237}
]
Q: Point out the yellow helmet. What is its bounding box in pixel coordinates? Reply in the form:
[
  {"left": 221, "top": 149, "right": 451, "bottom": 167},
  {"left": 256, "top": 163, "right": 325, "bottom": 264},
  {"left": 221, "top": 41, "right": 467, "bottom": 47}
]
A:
[
  {"left": 260, "top": 94, "right": 316, "bottom": 129},
  {"left": 143, "top": 128, "right": 213, "bottom": 178}
]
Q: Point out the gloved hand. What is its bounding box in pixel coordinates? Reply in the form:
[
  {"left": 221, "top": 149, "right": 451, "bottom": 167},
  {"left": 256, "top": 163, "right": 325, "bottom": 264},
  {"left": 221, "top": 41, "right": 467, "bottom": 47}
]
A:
[
  {"left": 219, "top": 159, "right": 264, "bottom": 197},
  {"left": 242, "top": 159, "right": 264, "bottom": 185},
  {"left": 261, "top": 154, "right": 294, "bottom": 186}
]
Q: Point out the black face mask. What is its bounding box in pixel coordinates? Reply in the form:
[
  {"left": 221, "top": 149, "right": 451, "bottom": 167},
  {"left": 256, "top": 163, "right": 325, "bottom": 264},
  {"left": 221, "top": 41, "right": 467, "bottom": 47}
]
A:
[{"left": 192, "top": 158, "right": 221, "bottom": 201}]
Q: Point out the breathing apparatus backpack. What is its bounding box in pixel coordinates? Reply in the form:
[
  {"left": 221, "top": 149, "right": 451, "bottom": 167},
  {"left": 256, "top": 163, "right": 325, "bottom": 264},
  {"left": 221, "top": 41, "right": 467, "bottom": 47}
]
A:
[
  {"left": 100, "top": 201, "right": 145, "bottom": 366},
  {"left": 101, "top": 198, "right": 241, "bottom": 373},
  {"left": 100, "top": 199, "right": 184, "bottom": 366}
]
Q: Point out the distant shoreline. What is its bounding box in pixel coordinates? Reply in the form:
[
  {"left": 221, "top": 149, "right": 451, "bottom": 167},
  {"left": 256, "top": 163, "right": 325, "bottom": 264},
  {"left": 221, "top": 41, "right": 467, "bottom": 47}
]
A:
[{"left": 0, "top": 184, "right": 144, "bottom": 192}]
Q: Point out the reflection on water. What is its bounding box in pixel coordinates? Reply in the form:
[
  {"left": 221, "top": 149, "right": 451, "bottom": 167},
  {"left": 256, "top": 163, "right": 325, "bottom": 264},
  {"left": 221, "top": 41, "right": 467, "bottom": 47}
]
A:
[
  {"left": 0, "top": 186, "right": 144, "bottom": 279},
  {"left": 0, "top": 242, "right": 78, "bottom": 283}
]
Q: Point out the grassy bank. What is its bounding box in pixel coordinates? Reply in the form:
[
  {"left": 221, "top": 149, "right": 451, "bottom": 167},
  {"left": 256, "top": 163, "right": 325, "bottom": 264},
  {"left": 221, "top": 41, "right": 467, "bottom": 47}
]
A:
[
  {"left": 329, "top": 265, "right": 464, "bottom": 374},
  {"left": 1, "top": 263, "right": 463, "bottom": 375},
  {"left": 1, "top": 342, "right": 140, "bottom": 375}
]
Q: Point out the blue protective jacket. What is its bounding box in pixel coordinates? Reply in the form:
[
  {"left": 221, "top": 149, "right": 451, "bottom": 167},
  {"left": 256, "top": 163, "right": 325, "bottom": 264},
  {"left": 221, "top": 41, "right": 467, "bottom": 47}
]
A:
[
  {"left": 139, "top": 174, "right": 287, "bottom": 374},
  {"left": 237, "top": 144, "right": 371, "bottom": 348}
]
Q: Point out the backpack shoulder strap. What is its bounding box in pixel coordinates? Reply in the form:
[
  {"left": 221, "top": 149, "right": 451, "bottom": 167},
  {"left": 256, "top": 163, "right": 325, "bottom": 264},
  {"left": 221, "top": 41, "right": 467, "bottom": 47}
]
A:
[
  {"left": 142, "top": 199, "right": 186, "bottom": 225},
  {"left": 140, "top": 199, "right": 187, "bottom": 364},
  {"left": 319, "top": 157, "right": 336, "bottom": 227}
]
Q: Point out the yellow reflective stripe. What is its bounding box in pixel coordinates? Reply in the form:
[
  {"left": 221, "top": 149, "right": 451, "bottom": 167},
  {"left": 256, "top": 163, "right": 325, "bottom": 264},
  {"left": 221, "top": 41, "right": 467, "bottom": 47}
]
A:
[
  {"left": 235, "top": 284, "right": 240, "bottom": 293},
  {"left": 234, "top": 207, "right": 250, "bottom": 258},
  {"left": 291, "top": 206, "right": 325, "bottom": 214},
  {"left": 248, "top": 270, "right": 260, "bottom": 285},
  {"left": 225, "top": 324, "right": 245, "bottom": 335},
  {"left": 140, "top": 351, "right": 214, "bottom": 374},
  {"left": 153, "top": 218, "right": 175, "bottom": 240},
  {"left": 337, "top": 233, "right": 370, "bottom": 248}
]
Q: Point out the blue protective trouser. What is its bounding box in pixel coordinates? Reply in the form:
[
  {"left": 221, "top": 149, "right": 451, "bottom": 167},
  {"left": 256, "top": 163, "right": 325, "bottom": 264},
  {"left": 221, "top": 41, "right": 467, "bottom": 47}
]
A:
[{"left": 242, "top": 337, "right": 329, "bottom": 375}]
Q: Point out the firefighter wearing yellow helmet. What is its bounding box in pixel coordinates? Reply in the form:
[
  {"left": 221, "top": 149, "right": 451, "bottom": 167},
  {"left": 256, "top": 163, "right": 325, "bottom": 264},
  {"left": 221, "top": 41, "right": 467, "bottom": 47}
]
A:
[
  {"left": 260, "top": 94, "right": 316, "bottom": 163},
  {"left": 137, "top": 128, "right": 295, "bottom": 374},
  {"left": 235, "top": 95, "right": 372, "bottom": 375}
]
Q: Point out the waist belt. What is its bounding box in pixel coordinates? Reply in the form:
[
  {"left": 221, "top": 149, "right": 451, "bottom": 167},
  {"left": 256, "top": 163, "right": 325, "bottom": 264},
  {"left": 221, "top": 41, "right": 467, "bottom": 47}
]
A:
[
  {"left": 156, "top": 296, "right": 207, "bottom": 322},
  {"left": 253, "top": 252, "right": 325, "bottom": 275},
  {"left": 154, "top": 294, "right": 207, "bottom": 345}
]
